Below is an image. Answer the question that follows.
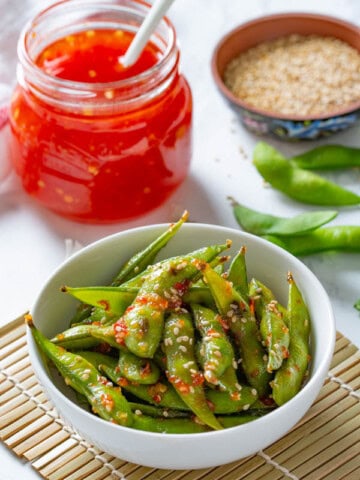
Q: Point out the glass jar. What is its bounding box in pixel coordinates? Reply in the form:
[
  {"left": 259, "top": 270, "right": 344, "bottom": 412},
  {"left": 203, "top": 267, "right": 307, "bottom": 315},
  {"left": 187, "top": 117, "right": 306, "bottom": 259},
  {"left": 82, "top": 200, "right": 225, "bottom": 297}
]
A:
[{"left": 9, "top": 0, "right": 192, "bottom": 223}]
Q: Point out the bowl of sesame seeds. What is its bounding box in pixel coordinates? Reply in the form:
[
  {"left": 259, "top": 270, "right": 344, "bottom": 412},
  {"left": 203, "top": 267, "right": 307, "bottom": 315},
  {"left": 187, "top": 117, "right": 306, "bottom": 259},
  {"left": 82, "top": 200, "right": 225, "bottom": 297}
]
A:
[{"left": 212, "top": 13, "right": 360, "bottom": 140}]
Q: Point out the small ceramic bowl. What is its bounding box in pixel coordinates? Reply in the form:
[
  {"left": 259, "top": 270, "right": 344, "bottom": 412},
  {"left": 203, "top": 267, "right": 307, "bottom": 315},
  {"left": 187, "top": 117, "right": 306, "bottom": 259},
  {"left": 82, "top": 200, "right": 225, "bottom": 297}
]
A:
[
  {"left": 27, "top": 223, "right": 335, "bottom": 469},
  {"left": 212, "top": 13, "right": 360, "bottom": 141}
]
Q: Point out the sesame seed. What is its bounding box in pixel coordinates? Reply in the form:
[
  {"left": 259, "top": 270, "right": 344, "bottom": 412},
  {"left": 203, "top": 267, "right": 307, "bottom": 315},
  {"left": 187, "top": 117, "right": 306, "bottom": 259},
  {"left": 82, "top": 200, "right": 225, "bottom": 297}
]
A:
[
  {"left": 242, "top": 404, "right": 250, "bottom": 411},
  {"left": 251, "top": 388, "right": 257, "bottom": 396},
  {"left": 135, "top": 409, "right": 142, "bottom": 416},
  {"left": 173, "top": 327, "right": 180, "bottom": 335},
  {"left": 179, "top": 345, "right": 187, "bottom": 352}
]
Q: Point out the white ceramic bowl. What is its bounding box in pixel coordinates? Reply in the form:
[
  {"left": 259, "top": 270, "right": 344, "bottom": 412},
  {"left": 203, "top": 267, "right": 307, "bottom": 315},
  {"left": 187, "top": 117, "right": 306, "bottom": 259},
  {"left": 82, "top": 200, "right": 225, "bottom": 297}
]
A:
[{"left": 27, "top": 223, "right": 336, "bottom": 469}]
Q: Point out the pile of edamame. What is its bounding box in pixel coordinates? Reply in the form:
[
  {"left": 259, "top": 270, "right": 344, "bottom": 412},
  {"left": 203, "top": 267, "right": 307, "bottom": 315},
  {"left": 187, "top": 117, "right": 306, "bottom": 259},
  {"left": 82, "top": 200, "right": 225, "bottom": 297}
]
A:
[{"left": 28, "top": 213, "right": 311, "bottom": 433}]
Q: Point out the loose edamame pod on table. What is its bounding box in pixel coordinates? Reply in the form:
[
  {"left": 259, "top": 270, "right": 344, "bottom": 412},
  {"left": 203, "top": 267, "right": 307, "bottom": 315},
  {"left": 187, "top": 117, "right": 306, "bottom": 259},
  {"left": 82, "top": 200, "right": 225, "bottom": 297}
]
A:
[
  {"left": 290, "top": 144, "right": 360, "bottom": 170},
  {"left": 264, "top": 226, "right": 360, "bottom": 256},
  {"left": 229, "top": 198, "right": 338, "bottom": 237},
  {"left": 253, "top": 142, "right": 360, "bottom": 206}
]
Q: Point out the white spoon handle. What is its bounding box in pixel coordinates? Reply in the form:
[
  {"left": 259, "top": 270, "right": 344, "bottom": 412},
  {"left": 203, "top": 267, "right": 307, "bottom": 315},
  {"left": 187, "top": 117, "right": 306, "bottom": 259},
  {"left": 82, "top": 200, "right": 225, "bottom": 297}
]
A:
[{"left": 121, "top": 0, "right": 175, "bottom": 67}]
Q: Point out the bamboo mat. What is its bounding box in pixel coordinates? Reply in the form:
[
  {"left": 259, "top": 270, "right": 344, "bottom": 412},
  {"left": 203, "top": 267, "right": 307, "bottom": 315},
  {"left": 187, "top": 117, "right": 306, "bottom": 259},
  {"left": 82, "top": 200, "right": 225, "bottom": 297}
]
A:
[{"left": 0, "top": 316, "right": 359, "bottom": 480}]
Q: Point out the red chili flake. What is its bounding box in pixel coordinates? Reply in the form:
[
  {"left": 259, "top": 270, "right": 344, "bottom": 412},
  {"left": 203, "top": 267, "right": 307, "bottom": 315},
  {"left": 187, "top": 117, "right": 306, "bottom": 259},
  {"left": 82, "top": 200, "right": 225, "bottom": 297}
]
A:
[
  {"left": 98, "top": 375, "right": 109, "bottom": 385},
  {"left": 173, "top": 279, "right": 190, "bottom": 296},
  {"left": 191, "top": 371, "right": 204, "bottom": 386},
  {"left": 249, "top": 297, "right": 255, "bottom": 315},
  {"left": 281, "top": 346, "right": 290, "bottom": 358},
  {"left": 117, "top": 377, "right": 129, "bottom": 387},
  {"left": 98, "top": 300, "right": 110, "bottom": 311},
  {"left": 136, "top": 294, "right": 168, "bottom": 310},
  {"left": 125, "top": 305, "right": 135, "bottom": 313},
  {"left": 177, "top": 382, "right": 191, "bottom": 394},
  {"left": 100, "top": 393, "right": 114, "bottom": 412},
  {"left": 219, "top": 316, "right": 229, "bottom": 331},
  {"left": 259, "top": 396, "right": 275, "bottom": 407},
  {"left": 206, "top": 399, "right": 215, "bottom": 411},
  {"left": 113, "top": 318, "right": 128, "bottom": 345},
  {"left": 230, "top": 391, "right": 241, "bottom": 401},
  {"left": 93, "top": 342, "right": 112, "bottom": 354},
  {"left": 140, "top": 362, "right": 151, "bottom": 378},
  {"left": 148, "top": 383, "right": 167, "bottom": 403},
  {"left": 56, "top": 333, "right": 65, "bottom": 341},
  {"left": 91, "top": 321, "right": 101, "bottom": 326},
  {"left": 168, "top": 374, "right": 191, "bottom": 394},
  {"left": 250, "top": 368, "right": 260, "bottom": 378}
]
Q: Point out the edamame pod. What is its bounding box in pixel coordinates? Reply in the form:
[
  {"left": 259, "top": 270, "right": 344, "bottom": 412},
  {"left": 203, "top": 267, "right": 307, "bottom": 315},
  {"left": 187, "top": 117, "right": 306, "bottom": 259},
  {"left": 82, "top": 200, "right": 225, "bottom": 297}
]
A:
[
  {"left": 120, "top": 242, "right": 230, "bottom": 358},
  {"left": 227, "top": 246, "right": 249, "bottom": 298},
  {"left": 191, "top": 303, "right": 234, "bottom": 383},
  {"left": 27, "top": 318, "right": 133, "bottom": 426},
  {"left": 230, "top": 198, "right": 338, "bottom": 237},
  {"left": 112, "top": 211, "right": 189, "bottom": 286},
  {"left": 272, "top": 273, "right": 311, "bottom": 406},
  {"left": 117, "top": 350, "right": 160, "bottom": 385},
  {"left": 198, "top": 262, "right": 271, "bottom": 397},
  {"left": 264, "top": 226, "right": 360, "bottom": 256},
  {"left": 164, "top": 311, "right": 223, "bottom": 430},
  {"left": 290, "top": 144, "right": 360, "bottom": 170},
  {"left": 253, "top": 142, "right": 360, "bottom": 206}
]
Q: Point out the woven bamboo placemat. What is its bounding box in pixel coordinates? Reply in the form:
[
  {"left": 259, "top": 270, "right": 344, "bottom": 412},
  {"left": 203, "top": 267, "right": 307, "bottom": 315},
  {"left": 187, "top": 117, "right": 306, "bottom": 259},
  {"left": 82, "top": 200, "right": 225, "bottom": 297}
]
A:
[{"left": 0, "top": 316, "right": 359, "bottom": 480}]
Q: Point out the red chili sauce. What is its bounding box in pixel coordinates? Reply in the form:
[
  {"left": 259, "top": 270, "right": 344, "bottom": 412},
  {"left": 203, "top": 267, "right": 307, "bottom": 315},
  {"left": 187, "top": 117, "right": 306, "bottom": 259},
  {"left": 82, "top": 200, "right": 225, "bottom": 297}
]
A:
[{"left": 10, "top": 29, "right": 192, "bottom": 222}]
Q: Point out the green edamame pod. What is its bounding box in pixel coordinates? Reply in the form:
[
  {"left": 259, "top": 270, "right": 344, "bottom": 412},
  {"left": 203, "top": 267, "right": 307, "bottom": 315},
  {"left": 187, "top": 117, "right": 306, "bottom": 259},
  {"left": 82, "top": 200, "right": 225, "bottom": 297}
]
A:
[
  {"left": 164, "top": 311, "right": 223, "bottom": 430},
  {"left": 51, "top": 324, "right": 102, "bottom": 350},
  {"left": 206, "top": 386, "right": 258, "bottom": 414},
  {"left": 260, "top": 304, "right": 290, "bottom": 372},
  {"left": 218, "top": 411, "right": 266, "bottom": 428},
  {"left": 272, "top": 273, "right": 311, "bottom": 406},
  {"left": 183, "top": 286, "right": 216, "bottom": 308},
  {"left": 230, "top": 198, "right": 338, "bottom": 237},
  {"left": 227, "top": 246, "right": 249, "bottom": 298},
  {"left": 191, "top": 303, "right": 234, "bottom": 383},
  {"left": 198, "top": 262, "right": 271, "bottom": 397},
  {"left": 112, "top": 211, "right": 189, "bottom": 286},
  {"left": 129, "top": 402, "right": 190, "bottom": 418},
  {"left": 290, "top": 144, "right": 360, "bottom": 170},
  {"left": 264, "top": 226, "right": 360, "bottom": 256},
  {"left": 78, "top": 350, "right": 189, "bottom": 410},
  {"left": 27, "top": 319, "right": 133, "bottom": 426},
  {"left": 249, "top": 278, "right": 287, "bottom": 320},
  {"left": 117, "top": 350, "right": 160, "bottom": 384},
  {"left": 253, "top": 142, "right": 360, "bottom": 206},
  {"left": 120, "top": 242, "right": 230, "bottom": 358},
  {"left": 249, "top": 278, "right": 290, "bottom": 372},
  {"left": 62, "top": 286, "right": 136, "bottom": 316},
  {"left": 132, "top": 415, "right": 209, "bottom": 434}
]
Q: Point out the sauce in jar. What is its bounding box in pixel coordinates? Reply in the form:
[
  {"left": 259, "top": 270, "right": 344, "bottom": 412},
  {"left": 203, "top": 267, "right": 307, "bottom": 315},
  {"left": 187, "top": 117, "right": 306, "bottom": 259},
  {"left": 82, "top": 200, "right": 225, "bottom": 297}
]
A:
[{"left": 10, "top": 0, "right": 192, "bottom": 222}]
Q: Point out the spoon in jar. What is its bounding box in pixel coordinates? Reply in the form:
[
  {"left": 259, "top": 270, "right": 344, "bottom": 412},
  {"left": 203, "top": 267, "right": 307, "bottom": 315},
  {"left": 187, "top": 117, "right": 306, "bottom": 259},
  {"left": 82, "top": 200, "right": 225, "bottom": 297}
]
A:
[{"left": 120, "top": 0, "right": 176, "bottom": 68}]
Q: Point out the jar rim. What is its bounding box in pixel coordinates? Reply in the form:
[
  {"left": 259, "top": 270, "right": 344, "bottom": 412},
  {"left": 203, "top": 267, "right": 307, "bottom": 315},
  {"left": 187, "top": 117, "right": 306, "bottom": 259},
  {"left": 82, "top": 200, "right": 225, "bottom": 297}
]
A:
[{"left": 17, "top": 0, "right": 177, "bottom": 94}]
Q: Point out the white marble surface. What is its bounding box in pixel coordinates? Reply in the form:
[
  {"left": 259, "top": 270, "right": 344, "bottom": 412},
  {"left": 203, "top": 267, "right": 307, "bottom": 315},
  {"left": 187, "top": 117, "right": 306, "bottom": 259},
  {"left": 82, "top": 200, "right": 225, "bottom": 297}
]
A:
[{"left": 0, "top": 0, "right": 359, "bottom": 477}]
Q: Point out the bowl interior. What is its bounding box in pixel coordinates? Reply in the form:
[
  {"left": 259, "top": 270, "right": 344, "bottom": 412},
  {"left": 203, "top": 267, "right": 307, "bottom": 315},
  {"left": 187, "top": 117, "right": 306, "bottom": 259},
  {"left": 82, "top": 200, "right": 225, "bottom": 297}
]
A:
[
  {"left": 212, "top": 13, "right": 360, "bottom": 120},
  {"left": 27, "top": 223, "right": 336, "bottom": 468}
]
